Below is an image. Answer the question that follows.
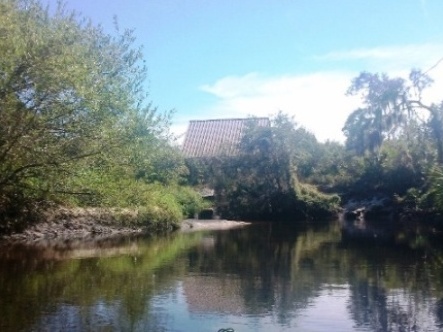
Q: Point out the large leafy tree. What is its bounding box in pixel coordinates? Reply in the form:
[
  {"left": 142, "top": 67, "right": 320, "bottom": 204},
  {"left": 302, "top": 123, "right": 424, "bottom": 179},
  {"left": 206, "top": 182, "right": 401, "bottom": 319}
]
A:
[
  {"left": 213, "top": 113, "right": 339, "bottom": 221},
  {"left": 344, "top": 70, "right": 443, "bottom": 164},
  {"left": 342, "top": 69, "right": 443, "bottom": 208},
  {"left": 343, "top": 72, "right": 409, "bottom": 157},
  {"left": 0, "top": 0, "right": 178, "bottom": 222}
]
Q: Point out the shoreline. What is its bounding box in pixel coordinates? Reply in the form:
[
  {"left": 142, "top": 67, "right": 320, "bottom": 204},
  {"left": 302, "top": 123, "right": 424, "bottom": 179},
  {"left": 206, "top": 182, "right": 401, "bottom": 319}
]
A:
[
  {"left": 180, "top": 219, "right": 251, "bottom": 232},
  {"left": 0, "top": 213, "right": 251, "bottom": 244}
]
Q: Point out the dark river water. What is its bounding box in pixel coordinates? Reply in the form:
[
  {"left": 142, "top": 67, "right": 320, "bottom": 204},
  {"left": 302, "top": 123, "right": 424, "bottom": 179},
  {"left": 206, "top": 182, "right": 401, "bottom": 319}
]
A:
[{"left": 0, "top": 221, "right": 443, "bottom": 332}]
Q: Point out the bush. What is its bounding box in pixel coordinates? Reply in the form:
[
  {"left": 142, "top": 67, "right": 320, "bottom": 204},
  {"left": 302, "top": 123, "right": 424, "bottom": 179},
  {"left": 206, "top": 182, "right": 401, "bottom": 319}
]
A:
[
  {"left": 53, "top": 163, "right": 206, "bottom": 219},
  {"left": 172, "top": 186, "right": 211, "bottom": 218},
  {"left": 137, "top": 204, "right": 182, "bottom": 230},
  {"left": 294, "top": 179, "right": 341, "bottom": 220},
  {"left": 0, "top": 191, "right": 46, "bottom": 234}
]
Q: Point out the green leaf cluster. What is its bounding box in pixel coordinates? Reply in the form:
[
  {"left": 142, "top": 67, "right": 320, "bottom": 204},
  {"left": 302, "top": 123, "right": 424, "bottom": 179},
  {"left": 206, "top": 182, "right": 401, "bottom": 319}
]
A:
[
  {"left": 200, "top": 113, "right": 340, "bottom": 221},
  {"left": 340, "top": 69, "right": 443, "bottom": 211},
  {"left": 0, "top": 0, "right": 204, "bottom": 232}
]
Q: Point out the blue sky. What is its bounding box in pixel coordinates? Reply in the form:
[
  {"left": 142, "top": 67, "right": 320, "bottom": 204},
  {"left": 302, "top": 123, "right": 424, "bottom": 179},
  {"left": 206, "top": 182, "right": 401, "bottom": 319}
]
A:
[{"left": 44, "top": 0, "right": 443, "bottom": 142}]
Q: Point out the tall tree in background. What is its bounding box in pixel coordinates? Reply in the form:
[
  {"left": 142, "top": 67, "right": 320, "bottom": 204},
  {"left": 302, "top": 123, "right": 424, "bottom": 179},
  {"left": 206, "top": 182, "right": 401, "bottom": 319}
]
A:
[
  {"left": 408, "top": 69, "right": 443, "bottom": 164},
  {"left": 343, "top": 72, "right": 408, "bottom": 158},
  {"left": 343, "top": 68, "right": 443, "bottom": 206},
  {"left": 344, "top": 69, "right": 443, "bottom": 164}
]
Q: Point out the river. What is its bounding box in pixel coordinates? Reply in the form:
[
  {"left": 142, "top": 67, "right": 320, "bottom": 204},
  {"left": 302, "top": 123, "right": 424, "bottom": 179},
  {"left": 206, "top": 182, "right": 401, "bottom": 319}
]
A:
[{"left": 0, "top": 221, "right": 442, "bottom": 331}]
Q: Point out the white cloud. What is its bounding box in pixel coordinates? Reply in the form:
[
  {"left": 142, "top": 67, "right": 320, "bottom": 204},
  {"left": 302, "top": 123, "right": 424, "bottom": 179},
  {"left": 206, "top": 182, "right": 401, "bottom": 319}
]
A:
[
  {"left": 200, "top": 73, "right": 265, "bottom": 99},
  {"left": 169, "top": 122, "right": 188, "bottom": 143},
  {"left": 197, "top": 71, "right": 361, "bottom": 142},
  {"left": 174, "top": 43, "right": 443, "bottom": 143},
  {"left": 421, "top": 63, "right": 443, "bottom": 104}
]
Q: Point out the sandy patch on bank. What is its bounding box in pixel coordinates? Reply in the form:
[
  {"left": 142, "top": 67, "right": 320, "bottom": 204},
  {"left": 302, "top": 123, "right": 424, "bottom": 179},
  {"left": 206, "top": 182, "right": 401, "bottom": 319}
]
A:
[{"left": 180, "top": 219, "right": 251, "bottom": 232}]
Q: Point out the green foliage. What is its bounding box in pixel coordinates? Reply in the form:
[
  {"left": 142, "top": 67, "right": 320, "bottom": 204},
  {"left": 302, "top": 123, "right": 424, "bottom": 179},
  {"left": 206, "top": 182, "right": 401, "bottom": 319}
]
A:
[
  {"left": 344, "top": 72, "right": 408, "bottom": 157},
  {"left": 379, "top": 140, "right": 423, "bottom": 193},
  {"left": 1, "top": 0, "right": 141, "bottom": 195},
  {"left": 4, "top": 0, "right": 443, "bottom": 228},
  {"left": 172, "top": 186, "right": 211, "bottom": 218},
  {"left": 57, "top": 166, "right": 206, "bottom": 226},
  {"left": 0, "top": 0, "right": 204, "bottom": 231},
  {"left": 394, "top": 187, "right": 422, "bottom": 212},
  {"left": 334, "top": 141, "right": 422, "bottom": 199},
  {"left": 293, "top": 180, "right": 341, "bottom": 219},
  {"left": 1, "top": 0, "right": 143, "bottom": 187},
  {"left": 136, "top": 203, "right": 182, "bottom": 230},
  {"left": 343, "top": 70, "right": 443, "bottom": 164},
  {"left": 339, "top": 69, "right": 443, "bottom": 213},
  {"left": 299, "top": 141, "right": 348, "bottom": 190},
  {"left": 212, "top": 113, "right": 340, "bottom": 221},
  {"left": 422, "top": 165, "right": 443, "bottom": 211},
  {"left": 426, "top": 102, "right": 443, "bottom": 164},
  {"left": 185, "top": 157, "right": 221, "bottom": 187}
]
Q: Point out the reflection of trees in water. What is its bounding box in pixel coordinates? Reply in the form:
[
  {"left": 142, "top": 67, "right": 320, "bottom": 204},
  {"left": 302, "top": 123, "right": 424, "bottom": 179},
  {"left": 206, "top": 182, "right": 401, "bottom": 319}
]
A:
[
  {"left": 343, "top": 239, "right": 443, "bottom": 331},
  {"left": 348, "top": 279, "right": 440, "bottom": 332},
  {"left": 0, "top": 233, "right": 201, "bottom": 332},
  {"left": 436, "top": 298, "right": 443, "bottom": 327},
  {"left": 30, "top": 300, "right": 170, "bottom": 332},
  {"left": 1, "top": 222, "right": 443, "bottom": 331},
  {"left": 185, "top": 222, "right": 339, "bottom": 325},
  {"left": 186, "top": 222, "right": 443, "bottom": 330},
  {"left": 348, "top": 279, "right": 389, "bottom": 331}
]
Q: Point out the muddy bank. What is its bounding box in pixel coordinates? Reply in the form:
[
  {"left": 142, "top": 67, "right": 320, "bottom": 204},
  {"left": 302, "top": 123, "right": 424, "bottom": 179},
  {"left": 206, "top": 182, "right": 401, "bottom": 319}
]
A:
[
  {"left": 0, "top": 207, "right": 159, "bottom": 243},
  {"left": 0, "top": 208, "right": 251, "bottom": 243},
  {"left": 2, "top": 221, "right": 145, "bottom": 242}
]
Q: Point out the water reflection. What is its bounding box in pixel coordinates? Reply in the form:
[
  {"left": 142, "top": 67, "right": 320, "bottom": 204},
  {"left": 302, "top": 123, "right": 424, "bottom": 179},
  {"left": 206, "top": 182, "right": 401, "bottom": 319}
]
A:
[
  {"left": 0, "top": 221, "right": 442, "bottom": 331},
  {"left": 0, "top": 233, "right": 203, "bottom": 332}
]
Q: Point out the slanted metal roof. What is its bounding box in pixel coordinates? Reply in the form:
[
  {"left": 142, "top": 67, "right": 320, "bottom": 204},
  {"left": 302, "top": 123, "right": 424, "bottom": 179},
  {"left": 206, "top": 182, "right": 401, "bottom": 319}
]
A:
[{"left": 182, "top": 118, "right": 270, "bottom": 158}]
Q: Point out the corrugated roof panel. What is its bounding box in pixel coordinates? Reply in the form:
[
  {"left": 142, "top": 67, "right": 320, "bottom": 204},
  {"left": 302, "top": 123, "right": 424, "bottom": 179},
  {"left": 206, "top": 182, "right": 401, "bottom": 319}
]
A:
[{"left": 182, "top": 117, "right": 270, "bottom": 158}]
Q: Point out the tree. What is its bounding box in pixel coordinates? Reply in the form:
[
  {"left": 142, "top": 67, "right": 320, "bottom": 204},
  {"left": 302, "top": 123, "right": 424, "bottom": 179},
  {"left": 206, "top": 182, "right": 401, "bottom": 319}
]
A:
[
  {"left": 343, "top": 72, "right": 409, "bottom": 158},
  {"left": 344, "top": 69, "right": 443, "bottom": 164},
  {"left": 342, "top": 69, "right": 443, "bottom": 208},
  {"left": 0, "top": 0, "right": 200, "bottom": 231},
  {"left": 213, "top": 113, "right": 339, "bottom": 221},
  {"left": 408, "top": 69, "right": 443, "bottom": 164},
  {"left": 0, "top": 0, "right": 148, "bottom": 194}
]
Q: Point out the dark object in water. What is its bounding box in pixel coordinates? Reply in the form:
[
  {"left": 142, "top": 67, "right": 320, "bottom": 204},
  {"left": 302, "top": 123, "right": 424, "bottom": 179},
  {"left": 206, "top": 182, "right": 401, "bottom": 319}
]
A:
[{"left": 199, "top": 208, "right": 214, "bottom": 219}]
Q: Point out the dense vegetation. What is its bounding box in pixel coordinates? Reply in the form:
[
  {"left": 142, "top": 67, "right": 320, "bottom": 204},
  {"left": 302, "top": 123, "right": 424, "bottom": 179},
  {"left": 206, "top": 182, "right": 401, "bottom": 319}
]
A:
[
  {"left": 298, "top": 69, "right": 443, "bottom": 219},
  {"left": 186, "top": 114, "right": 341, "bottom": 221},
  {"left": 0, "top": 0, "right": 206, "bottom": 233},
  {"left": 1, "top": 0, "right": 442, "bottom": 233},
  {"left": 338, "top": 70, "right": 443, "bottom": 213},
  {"left": 186, "top": 70, "right": 443, "bottom": 222}
]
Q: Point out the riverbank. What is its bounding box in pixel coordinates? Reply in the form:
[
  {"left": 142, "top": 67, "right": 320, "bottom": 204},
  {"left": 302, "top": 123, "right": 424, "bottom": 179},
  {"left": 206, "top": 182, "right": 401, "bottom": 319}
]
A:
[
  {"left": 0, "top": 207, "right": 250, "bottom": 243},
  {"left": 341, "top": 196, "right": 443, "bottom": 227},
  {"left": 0, "top": 207, "right": 145, "bottom": 242},
  {"left": 180, "top": 219, "right": 251, "bottom": 232}
]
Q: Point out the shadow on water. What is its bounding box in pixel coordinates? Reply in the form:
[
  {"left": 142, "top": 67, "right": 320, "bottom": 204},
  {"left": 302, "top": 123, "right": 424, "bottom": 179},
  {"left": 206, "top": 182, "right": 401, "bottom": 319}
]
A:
[{"left": 0, "top": 220, "right": 443, "bottom": 331}]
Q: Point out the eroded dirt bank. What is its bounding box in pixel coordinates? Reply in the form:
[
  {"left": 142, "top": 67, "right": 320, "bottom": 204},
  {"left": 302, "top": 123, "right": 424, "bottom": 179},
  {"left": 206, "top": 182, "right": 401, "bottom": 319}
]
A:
[{"left": 0, "top": 208, "right": 250, "bottom": 243}]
